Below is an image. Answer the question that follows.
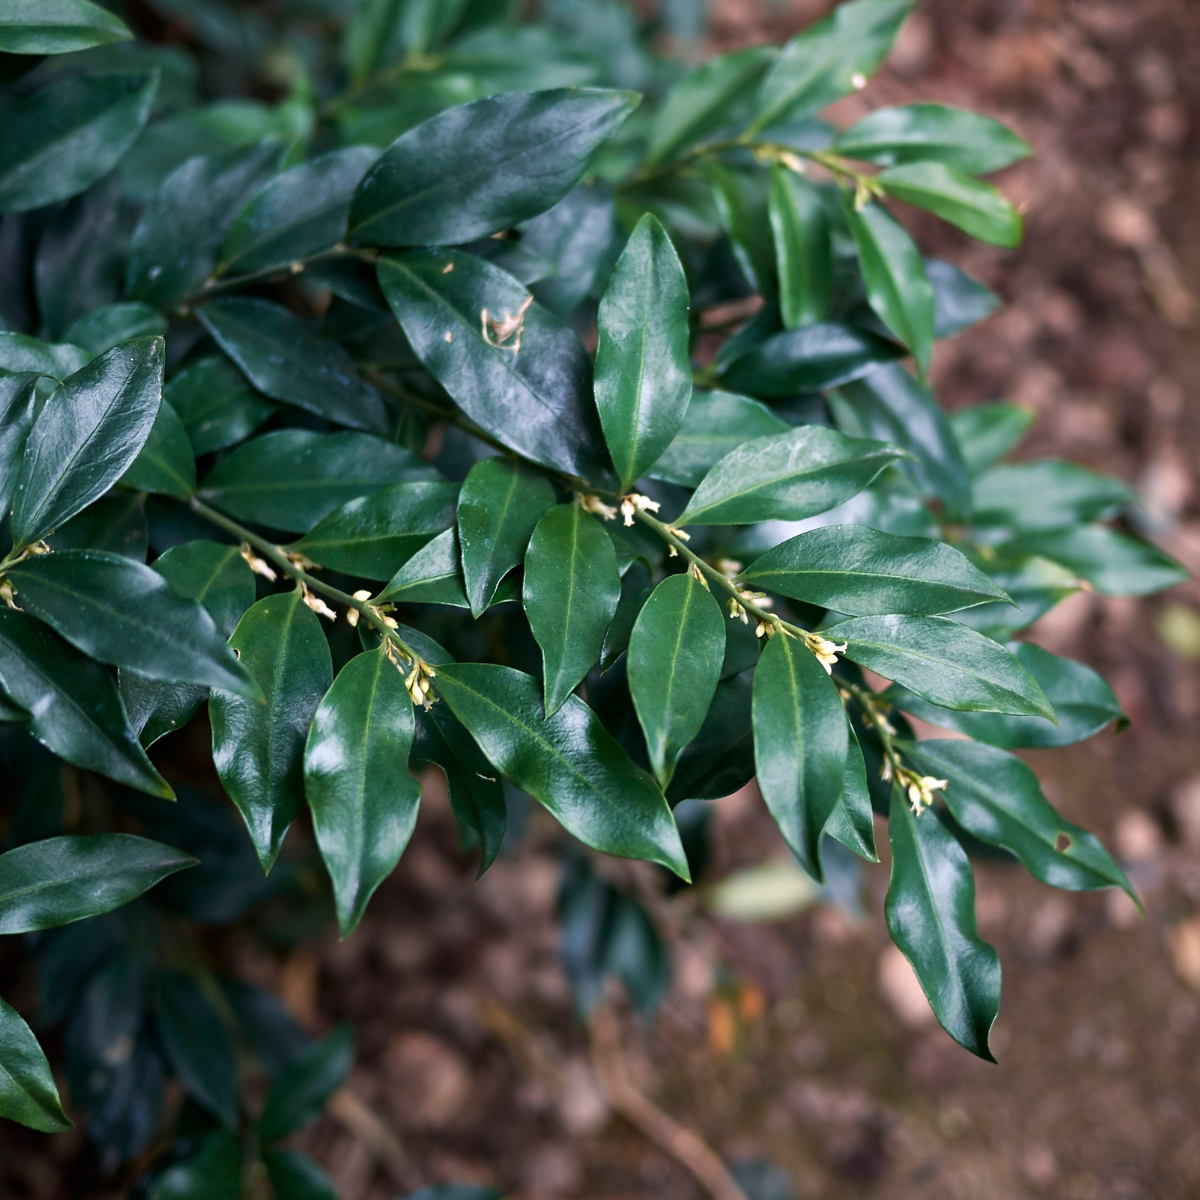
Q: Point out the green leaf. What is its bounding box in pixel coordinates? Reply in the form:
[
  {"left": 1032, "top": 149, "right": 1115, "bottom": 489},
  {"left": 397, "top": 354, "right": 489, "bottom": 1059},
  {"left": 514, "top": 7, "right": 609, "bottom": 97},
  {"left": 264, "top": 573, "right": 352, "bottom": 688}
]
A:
[
  {"left": 257, "top": 1026, "right": 353, "bottom": 1145},
  {"left": 10, "top": 336, "right": 164, "bottom": 547},
  {"left": 0, "top": 834, "right": 195, "bottom": 934},
  {"left": 293, "top": 481, "right": 459, "bottom": 581},
  {"left": 646, "top": 45, "right": 775, "bottom": 165},
  {"left": 524, "top": 503, "right": 621, "bottom": 716},
  {"left": 164, "top": 356, "right": 275, "bottom": 456},
  {"left": 218, "top": 147, "right": 379, "bottom": 276},
  {"left": 769, "top": 165, "right": 832, "bottom": 329},
  {"left": 348, "top": 89, "right": 637, "bottom": 246},
  {"left": 147, "top": 1132, "right": 241, "bottom": 1200},
  {"left": 47, "top": 492, "right": 147, "bottom": 559},
  {"left": 739, "top": 525, "right": 1010, "bottom": 615},
  {"left": 705, "top": 160, "right": 775, "bottom": 295},
  {"left": 971, "top": 460, "right": 1132, "bottom": 531},
  {"left": 198, "top": 429, "right": 436, "bottom": 534},
  {"left": 950, "top": 554, "right": 1081, "bottom": 639},
  {"left": 752, "top": 631, "right": 847, "bottom": 880},
  {"left": 885, "top": 786, "right": 1000, "bottom": 1059},
  {"left": 948, "top": 402, "right": 1034, "bottom": 476},
  {"left": 648, "top": 389, "right": 788, "bottom": 489},
  {"left": 828, "top": 613, "right": 1055, "bottom": 718},
  {"left": 1004, "top": 525, "right": 1188, "bottom": 597},
  {"left": 879, "top": 162, "right": 1023, "bottom": 248},
  {"left": 666, "top": 670, "right": 755, "bottom": 803},
  {"left": 153, "top": 970, "right": 238, "bottom": 1127},
  {"left": 63, "top": 303, "right": 166, "bottom": 357},
  {"left": 119, "top": 398, "right": 196, "bottom": 499},
  {"left": 718, "top": 322, "right": 903, "bottom": 397},
  {"left": 628, "top": 573, "right": 725, "bottom": 789},
  {"left": 926, "top": 258, "right": 1000, "bottom": 337},
  {"left": 264, "top": 1149, "right": 339, "bottom": 1200},
  {"left": 830, "top": 363, "right": 970, "bottom": 518},
  {"left": 376, "top": 527, "right": 470, "bottom": 607},
  {"left": 126, "top": 141, "right": 282, "bottom": 308},
  {"left": 594, "top": 214, "right": 692, "bottom": 491},
  {"left": 210, "top": 591, "right": 333, "bottom": 871},
  {"left": 0, "top": 71, "right": 157, "bottom": 213},
  {"left": 600, "top": 562, "right": 652, "bottom": 671},
  {"left": 889, "top": 642, "right": 1124, "bottom": 749},
  {"left": 457, "top": 457, "right": 556, "bottom": 618},
  {"left": 0, "top": 374, "right": 39, "bottom": 518},
  {"left": 377, "top": 249, "right": 608, "bottom": 483},
  {"left": 0, "top": 0, "right": 133, "bottom": 54},
  {"left": 0, "top": 607, "right": 172, "bottom": 797},
  {"left": 523, "top": 182, "right": 616, "bottom": 317},
  {"left": 749, "top": 0, "right": 914, "bottom": 133},
  {"left": 833, "top": 103, "right": 1031, "bottom": 174},
  {"left": 843, "top": 199, "right": 935, "bottom": 376},
  {"left": 435, "top": 663, "right": 689, "bottom": 879},
  {"left": 905, "top": 740, "right": 1135, "bottom": 899},
  {"left": 822, "top": 724, "right": 877, "bottom": 861},
  {"left": 0, "top": 333, "right": 91, "bottom": 380},
  {"left": 196, "top": 297, "right": 389, "bottom": 435},
  {"left": 6, "top": 549, "right": 259, "bottom": 696},
  {"left": 305, "top": 650, "right": 421, "bottom": 936},
  {"left": 0, "top": 996, "right": 72, "bottom": 1133},
  {"left": 676, "top": 425, "right": 906, "bottom": 526}
]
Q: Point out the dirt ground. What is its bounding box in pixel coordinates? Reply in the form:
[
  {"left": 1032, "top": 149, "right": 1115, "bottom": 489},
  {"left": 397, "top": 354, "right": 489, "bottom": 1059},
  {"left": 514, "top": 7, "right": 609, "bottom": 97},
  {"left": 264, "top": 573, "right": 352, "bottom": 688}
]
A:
[{"left": 5, "top": 1, "right": 1200, "bottom": 1198}]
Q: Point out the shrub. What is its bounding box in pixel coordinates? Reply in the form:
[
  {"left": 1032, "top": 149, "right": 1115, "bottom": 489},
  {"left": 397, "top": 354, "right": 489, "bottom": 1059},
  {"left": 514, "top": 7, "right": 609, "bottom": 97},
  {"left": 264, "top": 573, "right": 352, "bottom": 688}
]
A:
[{"left": 0, "top": 0, "right": 1185, "bottom": 1191}]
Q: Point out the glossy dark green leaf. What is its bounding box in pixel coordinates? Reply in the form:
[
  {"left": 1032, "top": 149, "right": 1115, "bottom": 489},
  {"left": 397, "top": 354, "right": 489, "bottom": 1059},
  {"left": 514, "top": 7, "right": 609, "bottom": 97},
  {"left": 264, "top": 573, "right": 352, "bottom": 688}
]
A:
[
  {"left": 926, "top": 258, "right": 1000, "bottom": 338},
  {"left": 126, "top": 142, "right": 281, "bottom": 308},
  {"left": 257, "top": 1026, "right": 353, "bottom": 1144},
  {"left": 752, "top": 631, "right": 847, "bottom": 880},
  {"left": 0, "top": 997, "right": 72, "bottom": 1133},
  {"left": 305, "top": 650, "right": 421, "bottom": 936},
  {"left": 971, "top": 460, "right": 1132, "bottom": 531},
  {"left": 524, "top": 503, "right": 621, "bottom": 716},
  {"left": 523, "top": 182, "right": 615, "bottom": 317},
  {"left": 646, "top": 45, "right": 776, "bottom": 165},
  {"left": 294, "top": 481, "right": 459, "bottom": 581},
  {"left": 748, "top": 0, "right": 914, "bottom": 133},
  {"left": 11, "top": 336, "right": 164, "bottom": 548},
  {"left": 594, "top": 214, "right": 692, "bottom": 491},
  {"left": 343, "top": 0, "right": 466, "bottom": 82},
  {"left": 63, "top": 303, "right": 166, "bottom": 357},
  {"left": 906, "top": 740, "right": 1135, "bottom": 899},
  {"left": 600, "top": 562, "right": 651, "bottom": 672},
  {"left": 706, "top": 160, "right": 774, "bottom": 295},
  {"left": 0, "top": 333, "right": 90, "bottom": 380},
  {"left": 47, "top": 492, "right": 147, "bottom": 560},
  {"left": 377, "top": 249, "right": 608, "bottom": 483},
  {"left": 829, "top": 613, "right": 1054, "bottom": 718},
  {"left": 1004, "top": 525, "right": 1187, "bottom": 597},
  {"left": 0, "top": 834, "right": 194, "bottom": 934},
  {"left": 153, "top": 970, "right": 238, "bottom": 1126},
  {"left": 6, "top": 549, "right": 258, "bottom": 696},
  {"left": 198, "top": 429, "right": 436, "bottom": 533},
  {"left": 950, "top": 554, "right": 1081, "bottom": 640},
  {"left": 0, "top": 71, "right": 157, "bottom": 213},
  {"left": 0, "top": 0, "right": 133, "bottom": 54},
  {"left": 435, "top": 663, "right": 689, "bottom": 878},
  {"left": 457, "top": 457, "right": 556, "bottom": 618},
  {"left": 677, "top": 425, "right": 905, "bottom": 526},
  {"left": 376, "top": 528, "right": 469, "bottom": 607},
  {"left": 769, "top": 166, "right": 832, "bottom": 329},
  {"left": 880, "top": 163, "right": 1023, "bottom": 248},
  {"left": 833, "top": 104, "right": 1030, "bottom": 174},
  {"left": 196, "top": 297, "right": 388, "bottom": 434},
  {"left": 822, "top": 724, "right": 877, "bottom": 861},
  {"left": 647, "top": 389, "right": 788, "bottom": 489},
  {"left": 0, "top": 374, "right": 39, "bottom": 518},
  {"left": 210, "top": 591, "right": 333, "bottom": 871},
  {"left": 844, "top": 199, "right": 934, "bottom": 377},
  {"left": 666, "top": 670, "right": 755, "bottom": 803},
  {"left": 0, "top": 607, "right": 172, "bottom": 796},
  {"left": 119, "top": 399, "right": 195, "bottom": 499},
  {"left": 218, "top": 147, "right": 378, "bottom": 276},
  {"left": 718, "top": 321, "right": 902, "bottom": 397},
  {"left": 628, "top": 573, "right": 725, "bottom": 788},
  {"left": 264, "top": 1149, "right": 339, "bottom": 1200},
  {"left": 740, "top": 525, "right": 1009, "bottom": 615},
  {"left": 885, "top": 786, "right": 1000, "bottom": 1060},
  {"left": 348, "top": 89, "right": 637, "bottom": 246},
  {"left": 164, "top": 356, "right": 275, "bottom": 456},
  {"left": 147, "top": 1131, "right": 241, "bottom": 1200},
  {"left": 949, "top": 402, "right": 1034, "bottom": 476},
  {"left": 890, "top": 642, "right": 1124, "bottom": 749},
  {"left": 830, "top": 363, "right": 970, "bottom": 518}
]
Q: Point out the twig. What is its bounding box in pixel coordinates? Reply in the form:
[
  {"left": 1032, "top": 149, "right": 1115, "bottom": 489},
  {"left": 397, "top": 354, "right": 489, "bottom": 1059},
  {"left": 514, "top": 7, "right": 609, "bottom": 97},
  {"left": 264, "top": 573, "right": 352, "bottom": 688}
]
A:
[
  {"left": 588, "top": 1003, "right": 750, "bottom": 1200},
  {"left": 327, "top": 1089, "right": 412, "bottom": 1188}
]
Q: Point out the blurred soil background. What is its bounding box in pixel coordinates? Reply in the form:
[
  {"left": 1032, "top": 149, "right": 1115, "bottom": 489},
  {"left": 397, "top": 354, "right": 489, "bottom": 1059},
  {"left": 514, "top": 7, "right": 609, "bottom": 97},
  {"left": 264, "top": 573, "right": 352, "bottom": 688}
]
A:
[{"left": 5, "top": 1, "right": 1200, "bottom": 1198}]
